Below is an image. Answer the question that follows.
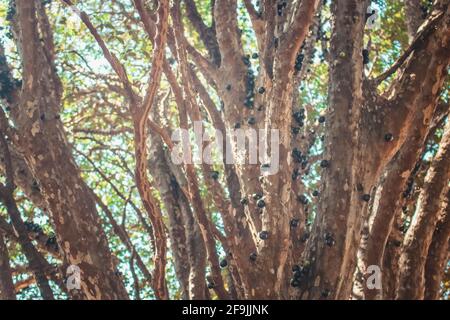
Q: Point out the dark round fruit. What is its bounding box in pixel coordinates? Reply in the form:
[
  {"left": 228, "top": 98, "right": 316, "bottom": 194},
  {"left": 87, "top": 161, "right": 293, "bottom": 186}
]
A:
[
  {"left": 247, "top": 117, "right": 256, "bottom": 125},
  {"left": 290, "top": 279, "right": 300, "bottom": 287},
  {"left": 249, "top": 252, "right": 257, "bottom": 261},
  {"left": 362, "top": 194, "right": 371, "bottom": 202},
  {"left": 252, "top": 193, "right": 263, "bottom": 200},
  {"left": 384, "top": 133, "right": 394, "bottom": 142},
  {"left": 240, "top": 198, "right": 249, "bottom": 205},
  {"left": 320, "top": 160, "right": 329, "bottom": 168},
  {"left": 259, "top": 231, "right": 269, "bottom": 240},
  {"left": 219, "top": 259, "right": 228, "bottom": 268},
  {"left": 290, "top": 219, "right": 300, "bottom": 228},
  {"left": 257, "top": 199, "right": 266, "bottom": 208},
  {"left": 297, "top": 194, "right": 308, "bottom": 205},
  {"left": 362, "top": 49, "right": 370, "bottom": 65},
  {"left": 210, "top": 171, "right": 219, "bottom": 180},
  {"left": 324, "top": 232, "right": 335, "bottom": 247},
  {"left": 261, "top": 163, "right": 270, "bottom": 169}
]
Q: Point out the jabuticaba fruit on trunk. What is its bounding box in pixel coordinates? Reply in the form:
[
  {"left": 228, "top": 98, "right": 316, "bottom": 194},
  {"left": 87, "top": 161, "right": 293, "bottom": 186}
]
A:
[{"left": 0, "top": 0, "right": 448, "bottom": 301}]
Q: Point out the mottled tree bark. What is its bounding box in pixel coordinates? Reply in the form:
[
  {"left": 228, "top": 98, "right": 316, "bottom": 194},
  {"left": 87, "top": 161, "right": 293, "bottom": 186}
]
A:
[
  {"left": 397, "top": 121, "right": 450, "bottom": 299},
  {"left": 189, "top": 69, "right": 256, "bottom": 299},
  {"left": 299, "top": 0, "right": 369, "bottom": 300},
  {"left": 212, "top": 0, "right": 319, "bottom": 299},
  {"left": 0, "top": 234, "right": 16, "bottom": 300},
  {"left": 363, "top": 122, "right": 434, "bottom": 299},
  {"left": 424, "top": 189, "right": 450, "bottom": 300},
  {"left": 362, "top": 102, "right": 448, "bottom": 299},
  {"left": 404, "top": 0, "right": 424, "bottom": 42},
  {"left": 8, "top": 0, "right": 129, "bottom": 300},
  {"left": 1, "top": 0, "right": 448, "bottom": 301},
  {"left": 0, "top": 130, "right": 54, "bottom": 299},
  {"left": 148, "top": 128, "right": 191, "bottom": 299},
  {"left": 381, "top": 210, "right": 403, "bottom": 300},
  {"left": 299, "top": 0, "right": 449, "bottom": 300},
  {"left": 0, "top": 144, "right": 45, "bottom": 208}
]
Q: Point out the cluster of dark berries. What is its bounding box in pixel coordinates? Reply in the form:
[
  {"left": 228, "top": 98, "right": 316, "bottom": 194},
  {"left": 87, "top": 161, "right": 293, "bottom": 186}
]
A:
[
  {"left": 290, "top": 264, "right": 310, "bottom": 287},
  {"left": 46, "top": 235, "right": 57, "bottom": 247},
  {"left": 6, "top": 1, "right": 16, "bottom": 21},
  {"left": 290, "top": 219, "right": 300, "bottom": 228},
  {"left": 362, "top": 49, "right": 370, "bottom": 65},
  {"left": 420, "top": 0, "right": 433, "bottom": 19},
  {"left": 293, "top": 108, "right": 306, "bottom": 127},
  {"left": 292, "top": 148, "right": 303, "bottom": 163},
  {"left": 295, "top": 53, "right": 305, "bottom": 72},
  {"left": 292, "top": 168, "right": 300, "bottom": 180},
  {"left": 0, "top": 55, "right": 20, "bottom": 103},
  {"left": 399, "top": 224, "right": 408, "bottom": 234},
  {"left": 292, "top": 126, "right": 300, "bottom": 135},
  {"left": 243, "top": 55, "right": 251, "bottom": 67},
  {"left": 403, "top": 177, "right": 414, "bottom": 198},
  {"left": 324, "top": 232, "right": 335, "bottom": 247},
  {"left": 365, "top": 9, "right": 376, "bottom": 23},
  {"left": 277, "top": 1, "right": 287, "bottom": 16},
  {"left": 24, "top": 221, "right": 43, "bottom": 233},
  {"left": 244, "top": 57, "right": 255, "bottom": 109}
]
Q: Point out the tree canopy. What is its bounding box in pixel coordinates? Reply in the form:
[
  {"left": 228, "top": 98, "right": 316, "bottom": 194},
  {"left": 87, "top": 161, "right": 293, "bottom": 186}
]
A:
[{"left": 0, "top": 0, "right": 448, "bottom": 300}]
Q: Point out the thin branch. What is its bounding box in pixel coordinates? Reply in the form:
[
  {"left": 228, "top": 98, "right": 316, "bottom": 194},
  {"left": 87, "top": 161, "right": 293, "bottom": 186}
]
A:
[
  {"left": 374, "top": 11, "right": 445, "bottom": 84},
  {"left": 60, "top": 0, "right": 137, "bottom": 104}
]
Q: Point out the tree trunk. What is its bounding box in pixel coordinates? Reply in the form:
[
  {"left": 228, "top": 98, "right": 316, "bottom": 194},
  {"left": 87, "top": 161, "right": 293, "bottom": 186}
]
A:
[
  {"left": 10, "top": 0, "right": 129, "bottom": 300},
  {"left": 397, "top": 121, "right": 450, "bottom": 299},
  {"left": 424, "top": 189, "right": 450, "bottom": 300},
  {"left": 0, "top": 234, "right": 16, "bottom": 300}
]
